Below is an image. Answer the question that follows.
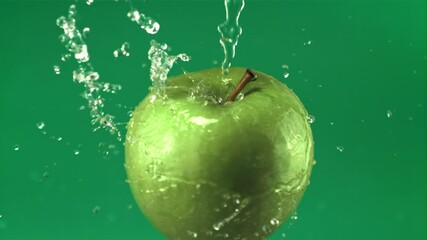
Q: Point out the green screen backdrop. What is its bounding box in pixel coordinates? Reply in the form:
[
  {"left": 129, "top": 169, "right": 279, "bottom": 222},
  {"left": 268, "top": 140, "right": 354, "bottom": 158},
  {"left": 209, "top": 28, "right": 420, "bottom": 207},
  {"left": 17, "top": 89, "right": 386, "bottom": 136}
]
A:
[{"left": 0, "top": 0, "right": 425, "bottom": 239}]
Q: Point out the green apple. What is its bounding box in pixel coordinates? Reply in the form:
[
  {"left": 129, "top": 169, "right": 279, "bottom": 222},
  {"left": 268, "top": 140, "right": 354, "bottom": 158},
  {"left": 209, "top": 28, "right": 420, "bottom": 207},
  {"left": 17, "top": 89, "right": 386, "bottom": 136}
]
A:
[{"left": 125, "top": 67, "right": 314, "bottom": 240}]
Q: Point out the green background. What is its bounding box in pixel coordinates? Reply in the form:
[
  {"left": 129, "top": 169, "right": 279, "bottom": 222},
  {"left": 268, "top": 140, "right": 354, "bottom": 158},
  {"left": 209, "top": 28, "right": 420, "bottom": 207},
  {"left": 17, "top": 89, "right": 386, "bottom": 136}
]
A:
[{"left": 0, "top": 0, "right": 425, "bottom": 239}]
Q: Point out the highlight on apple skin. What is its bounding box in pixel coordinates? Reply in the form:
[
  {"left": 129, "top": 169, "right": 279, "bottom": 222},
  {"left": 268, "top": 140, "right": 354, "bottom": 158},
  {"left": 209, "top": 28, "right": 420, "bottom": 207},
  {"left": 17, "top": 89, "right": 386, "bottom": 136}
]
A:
[{"left": 125, "top": 67, "right": 314, "bottom": 240}]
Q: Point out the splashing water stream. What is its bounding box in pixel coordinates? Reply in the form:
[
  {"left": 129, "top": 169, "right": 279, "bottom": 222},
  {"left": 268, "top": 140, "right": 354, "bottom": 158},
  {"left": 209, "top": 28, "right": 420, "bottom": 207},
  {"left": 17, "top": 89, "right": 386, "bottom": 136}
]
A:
[
  {"left": 56, "top": 5, "right": 122, "bottom": 140},
  {"left": 148, "top": 40, "right": 190, "bottom": 97},
  {"left": 218, "top": 0, "right": 245, "bottom": 75}
]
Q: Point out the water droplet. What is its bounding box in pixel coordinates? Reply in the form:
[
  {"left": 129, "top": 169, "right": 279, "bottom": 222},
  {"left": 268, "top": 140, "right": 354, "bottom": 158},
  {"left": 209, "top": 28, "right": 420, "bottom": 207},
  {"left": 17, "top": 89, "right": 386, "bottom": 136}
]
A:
[
  {"left": 187, "top": 231, "right": 198, "bottom": 238},
  {"left": 74, "top": 149, "right": 80, "bottom": 155},
  {"left": 42, "top": 172, "right": 50, "bottom": 178},
  {"left": 61, "top": 53, "right": 72, "bottom": 61},
  {"left": 92, "top": 206, "right": 101, "bottom": 213},
  {"left": 86, "top": 0, "right": 94, "bottom": 5},
  {"left": 291, "top": 212, "right": 298, "bottom": 220},
  {"left": 69, "top": 4, "right": 77, "bottom": 16},
  {"left": 270, "top": 218, "right": 280, "bottom": 226},
  {"left": 235, "top": 92, "right": 244, "bottom": 101},
  {"left": 36, "top": 121, "right": 45, "bottom": 130},
  {"left": 281, "top": 233, "right": 287, "bottom": 238},
  {"left": 304, "top": 40, "right": 312, "bottom": 45},
  {"left": 262, "top": 224, "right": 271, "bottom": 233},
  {"left": 336, "top": 146, "right": 344, "bottom": 152},
  {"left": 213, "top": 222, "right": 223, "bottom": 231},
  {"left": 53, "top": 65, "right": 61, "bottom": 74},
  {"left": 282, "top": 64, "right": 289, "bottom": 69},
  {"left": 306, "top": 115, "right": 315, "bottom": 124},
  {"left": 82, "top": 27, "right": 90, "bottom": 38},
  {"left": 283, "top": 72, "right": 290, "bottom": 78},
  {"left": 13, "top": 144, "right": 20, "bottom": 151},
  {"left": 386, "top": 110, "right": 393, "bottom": 118}
]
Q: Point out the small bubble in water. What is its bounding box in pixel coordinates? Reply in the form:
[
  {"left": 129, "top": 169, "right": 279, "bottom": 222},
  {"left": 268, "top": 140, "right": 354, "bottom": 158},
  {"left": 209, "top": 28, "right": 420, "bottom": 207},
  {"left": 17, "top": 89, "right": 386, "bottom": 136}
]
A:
[
  {"left": 386, "top": 110, "right": 393, "bottom": 118},
  {"left": 53, "top": 65, "right": 61, "bottom": 74},
  {"left": 336, "top": 146, "right": 344, "bottom": 152},
  {"left": 74, "top": 149, "right": 80, "bottom": 155},
  {"left": 307, "top": 115, "right": 315, "bottom": 124},
  {"left": 36, "top": 121, "right": 45, "bottom": 130},
  {"left": 86, "top": 0, "right": 94, "bottom": 5},
  {"left": 82, "top": 27, "right": 90, "bottom": 38},
  {"left": 281, "top": 233, "right": 286, "bottom": 238},
  {"left": 13, "top": 144, "right": 20, "bottom": 151},
  {"left": 283, "top": 72, "right": 290, "bottom": 78},
  {"left": 282, "top": 64, "right": 289, "bottom": 69}
]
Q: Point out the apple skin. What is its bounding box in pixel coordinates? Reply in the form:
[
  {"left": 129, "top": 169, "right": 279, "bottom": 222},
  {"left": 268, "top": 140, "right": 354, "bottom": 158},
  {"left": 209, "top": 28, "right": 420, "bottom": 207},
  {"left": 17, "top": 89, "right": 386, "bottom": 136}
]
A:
[{"left": 125, "top": 67, "right": 314, "bottom": 240}]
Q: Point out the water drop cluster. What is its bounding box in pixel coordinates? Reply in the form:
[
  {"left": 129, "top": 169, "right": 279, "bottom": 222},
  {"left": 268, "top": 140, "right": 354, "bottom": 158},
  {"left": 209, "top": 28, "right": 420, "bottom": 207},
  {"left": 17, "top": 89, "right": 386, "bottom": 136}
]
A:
[
  {"left": 127, "top": 9, "right": 160, "bottom": 34},
  {"left": 113, "top": 42, "right": 131, "bottom": 58},
  {"left": 56, "top": 5, "right": 122, "bottom": 140}
]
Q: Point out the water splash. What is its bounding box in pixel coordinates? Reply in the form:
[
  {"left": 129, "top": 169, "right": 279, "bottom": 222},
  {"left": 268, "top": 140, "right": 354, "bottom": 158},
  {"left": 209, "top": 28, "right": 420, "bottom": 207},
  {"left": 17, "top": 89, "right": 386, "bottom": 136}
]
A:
[
  {"left": 148, "top": 40, "right": 190, "bottom": 96},
  {"left": 57, "top": 5, "right": 122, "bottom": 140},
  {"left": 218, "top": 0, "right": 245, "bottom": 74},
  {"left": 127, "top": 0, "right": 160, "bottom": 35}
]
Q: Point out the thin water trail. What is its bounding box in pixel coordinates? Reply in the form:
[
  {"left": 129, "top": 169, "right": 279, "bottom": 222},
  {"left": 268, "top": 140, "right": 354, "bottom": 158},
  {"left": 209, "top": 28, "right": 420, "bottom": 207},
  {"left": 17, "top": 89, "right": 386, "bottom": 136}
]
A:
[
  {"left": 218, "top": 0, "right": 245, "bottom": 75},
  {"left": 56, "top": 4, "right": 122, "bottom": 141}
]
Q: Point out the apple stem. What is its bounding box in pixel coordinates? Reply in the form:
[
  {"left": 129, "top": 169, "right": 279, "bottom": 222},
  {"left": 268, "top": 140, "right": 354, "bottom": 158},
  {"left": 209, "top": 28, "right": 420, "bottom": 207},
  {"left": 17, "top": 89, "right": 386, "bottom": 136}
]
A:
[{"left": 225, "top": 69, "right": 258, "bottom": 103}]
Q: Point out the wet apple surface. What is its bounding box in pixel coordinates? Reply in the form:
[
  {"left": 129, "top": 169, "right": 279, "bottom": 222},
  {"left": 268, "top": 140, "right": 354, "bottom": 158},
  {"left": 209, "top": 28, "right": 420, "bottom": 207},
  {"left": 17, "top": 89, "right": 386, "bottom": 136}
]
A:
[{"left": 125, "top": 67, "right": 314, "bottom": 240}]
